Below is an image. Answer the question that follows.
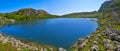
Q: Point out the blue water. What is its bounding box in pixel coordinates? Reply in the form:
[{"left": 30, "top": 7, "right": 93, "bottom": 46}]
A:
[{"left": 0, "top": 18, "right": 98, "bottom": 49}]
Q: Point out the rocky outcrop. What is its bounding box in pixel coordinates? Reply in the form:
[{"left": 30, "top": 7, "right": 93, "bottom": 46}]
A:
[{"left": 98, "top": 0, "right": 114, "bottom": 12}]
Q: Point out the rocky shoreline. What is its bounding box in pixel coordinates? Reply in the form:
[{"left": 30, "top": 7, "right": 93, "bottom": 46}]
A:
[
  {"left": 0, "top": 32, "right": 66, "bottom": 51},
  {"left": 72, "top": 0, "right": 120, "bottom": 51},
  {"left": 72, "top": 26, "right": 120, "bottom": 51}
]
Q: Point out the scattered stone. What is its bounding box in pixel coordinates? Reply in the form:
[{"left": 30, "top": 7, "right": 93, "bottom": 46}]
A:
[
  {"left": 0, "top": 32, "right": 42, "bottom": 51},
  {"left": 106, "top": 43, "right": 114, "bottom": 50},
  {"left": 93, "top": 41, "right": 98, "bottom": 45},
  {"left": 50, "top": 48, "right": 53, "bottom": 51},
  {"left": 40, "top": 47, "right": 44, "bottom": 51},
  {"left": 87, "top": 35, "right": 91, "bottom": 39},
  {"left": 103, "top": 39, "right": 111, "bottom": 45},
  {"left": 116, "top": 45, "right": 120, "bottom": 51},
  {"left": 59, "top": 48, "right": 66, "bottom": 51},
  {"left": 90, "top": 45, "right": 99, "bottom": 51},
  {"left": 44, "top": 48, "right": 48, "bottom": 51},
  {"left": 79, "top": 41, "right": 87, "bottom": 49}
]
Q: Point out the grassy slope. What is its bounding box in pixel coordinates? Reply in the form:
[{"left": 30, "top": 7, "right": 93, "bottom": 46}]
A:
[
  {"left": 71, "top": 0, "right": 120, "bottom": 51},
  {"left": 61, "top": 12, "right": 99, "bottom": 18}
]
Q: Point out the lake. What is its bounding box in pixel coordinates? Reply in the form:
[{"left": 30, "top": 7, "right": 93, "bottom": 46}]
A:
[{"left": 0, "top": 18, "right": 98, "bottom": 49}]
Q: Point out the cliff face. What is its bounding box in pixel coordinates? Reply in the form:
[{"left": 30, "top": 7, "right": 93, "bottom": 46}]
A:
[{"left": 98, "top": 0, "right": 114, "bottom": 12}]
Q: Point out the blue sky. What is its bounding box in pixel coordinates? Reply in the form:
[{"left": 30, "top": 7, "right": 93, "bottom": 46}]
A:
[{"left": 0, "top": 0, "right": 106, "bottom": 15}]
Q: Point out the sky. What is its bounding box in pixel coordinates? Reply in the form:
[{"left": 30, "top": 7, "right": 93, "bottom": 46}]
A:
[{"left": 0, "top": 0, "right": 106, "bottom": 15}]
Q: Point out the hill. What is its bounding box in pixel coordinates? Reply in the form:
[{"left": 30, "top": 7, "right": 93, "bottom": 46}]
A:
[
  {"left": 61, "top": 11, "right": 98, "bottom": 18},
  {"left": 3, "top": 8, "right": 58, "bottom": 21}
]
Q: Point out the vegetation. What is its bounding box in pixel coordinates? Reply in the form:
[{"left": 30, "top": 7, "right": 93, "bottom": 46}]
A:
[
  {"left": 1, "top": 8, "right": 58, "bottom": 21},
  {"left": 0, "top": 0, "right": 120, "bottom": 51},
  {"left": 61, "top": 11, "right": 99, "bottom": 18},
  {"left": 0, "top": 16, "right": 15, "bottom": 27},
  {"left": 72, "top": 0, "right": 120, "bottom": 51}
]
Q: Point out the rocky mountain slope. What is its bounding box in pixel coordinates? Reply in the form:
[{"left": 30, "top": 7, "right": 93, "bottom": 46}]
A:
[
  {"left": 11, "top": 8, "right": 50, "bottom": 16},
  {"left": 4, "top": 8, "right": 58, "bottom": 21},
  {"left": 72, "top": 0, "right": 120, "bottom": 51},
  {"left": 98, "top": 0, "right": 114, "bottom": 12}
]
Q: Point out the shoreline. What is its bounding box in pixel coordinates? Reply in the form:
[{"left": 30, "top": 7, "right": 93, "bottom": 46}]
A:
[{"left": 0, "top": 32, "right": 67, "bottom": 51}]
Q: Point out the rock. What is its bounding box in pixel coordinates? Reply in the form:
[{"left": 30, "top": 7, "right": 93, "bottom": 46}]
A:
[
  {"left": 93, "top": 41, "right": 98, "bottom": 45},
  {"left": 44, "top": 48, "right": 48, "bottom": 51},
  {"left": 10, "top": 19, "right": 15, "bottom": 23},
  {"left": 103, "top": 39, "right": 111, "bottom": 45},
  {"left": 117, "top": 45, "right": 120, "bottom": 51},
  {"left": 87, "top": 35, "right": 91, "bottom": 39},
  {"left": 49, "top": 48, "right": 53, "bottom": 51},
  {"left": 113, "top": 41, "right": 120, "bottom": 45},
  {"left": 31, "top": 47, "right": 38, "bottom": 50},
  {"left": 79, "top": 41, "right": 87, "bottom": 48},
  {"left": 106, "top": 29, "right": 120, "bottom": 42},
  {"left": 40, "top": 47, "right": 44, "bottom": 51},
  {"left": 90, "top": 35, "right": 94, "bottom": 37},
  {"left": 2, "top": 38, "right": 9, "bottom": 44},
  {"left": 17, "top": 48, "right": 21, "bottom": 51},
  {"left": 90, "top": 45, "right": 99, "bottom": 51},
  {"left": 106, "top": 43, "right": 114, "bottom": 50},
  {"left": 59, "top": 48, "right": 66, "bottom": 51},
  {"left": 73, "top": 42, "right": 78, "bottom": 48}
]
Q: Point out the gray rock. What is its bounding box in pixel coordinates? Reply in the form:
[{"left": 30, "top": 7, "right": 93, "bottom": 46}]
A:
[
  {"left": 105, "top": 43, "right": 114, "bottom": 50},
  {"left": 93, "top": 41, "right": 98, "bottom": 45},
  {"left": 116, "top": 45, "right": 120, "bottom": 51},
  {"left": 90, "top": 45, "right": 99, "bottom": 51},
  {"left": 79, "top": 41, "right": 87, "bottom": 48},
  {"left": 59, "top": 48, "right": 66, "bottom": 51},
  {"left": 103, "top": 39, "right": 111, "bottom": 45}
]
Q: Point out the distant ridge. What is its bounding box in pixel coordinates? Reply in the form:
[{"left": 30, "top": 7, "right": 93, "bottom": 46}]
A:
[{"left": 61, "top": 11, "right": 98, "bottom": 18}]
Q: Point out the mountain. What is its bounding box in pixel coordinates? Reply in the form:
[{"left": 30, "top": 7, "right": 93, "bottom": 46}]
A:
[
  {"left": 61, "top": 11, "right": 98, "bottom": 18},
  {"left": 4, "top": 8, "right": 58, "bottom": 20},
  {"left": 11, "top": 8, "right": 50, "bottom": 16},
  {"left": 98, "top": 0, "right": 114, "bottom": 12}
]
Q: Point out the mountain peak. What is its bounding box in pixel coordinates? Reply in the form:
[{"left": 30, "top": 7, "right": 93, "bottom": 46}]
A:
[
  {"left": 98, "top": 0, "right": 114, "bottom": 12},
  {"left": 13, "top": 8, "right": 50, "bottom": 16}
]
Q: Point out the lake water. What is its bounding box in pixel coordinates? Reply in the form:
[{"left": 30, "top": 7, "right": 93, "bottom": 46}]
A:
[{"left": 0, "top": 18, "right": 98, "bottom": 49}]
